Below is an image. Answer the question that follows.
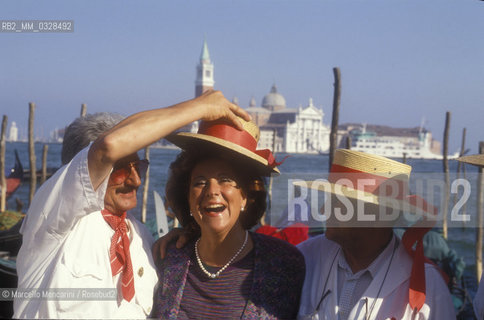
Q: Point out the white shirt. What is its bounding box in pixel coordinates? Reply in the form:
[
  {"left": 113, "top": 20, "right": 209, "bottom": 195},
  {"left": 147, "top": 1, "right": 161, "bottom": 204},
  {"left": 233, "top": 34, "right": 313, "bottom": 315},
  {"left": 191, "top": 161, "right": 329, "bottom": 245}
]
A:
[
  {"left": 297, "top": 234, "right": 456, "bottom": 320},
  {"left": 14, "top": 146, "right": 158, "bottom": 319},
  {"left": 336, "top": 236, "right": 397, "bottom": 319}
]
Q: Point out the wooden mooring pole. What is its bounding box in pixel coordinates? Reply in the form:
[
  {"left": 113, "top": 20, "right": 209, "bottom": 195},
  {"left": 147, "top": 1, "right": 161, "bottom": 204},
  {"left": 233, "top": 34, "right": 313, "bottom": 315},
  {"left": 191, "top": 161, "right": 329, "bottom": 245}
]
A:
[
  {"left": 346, "top": 135, "right": 351, "bottom": 150},
  {"left": 454, "top": 128, "right": 467, "bottom": 223},
  {"left": 476, "top": 142, "right": 484, "bottom": 282},
  {"left": 41, "top": 144, "right": 49, "bottom": 185},
  {"left": 0, "top": 115, "right": 7, "bottom": 212},
  {"left": 28, "top": 102, "right": 36, "bottom": 205},
  {"left": 264, "top": 129, "right": 278, "bottom": 225},
  {"left": 141, "top": 147, "right": 150, "bottom": 224},
  {"left": 80, "top": 104, "right": 87, "bottom": 117},
  {"left": 329, "top": 67, "right": 341, "bottom": 171},
  {"left": 442, "top": 111, "right": 451, "bottom": 239}
]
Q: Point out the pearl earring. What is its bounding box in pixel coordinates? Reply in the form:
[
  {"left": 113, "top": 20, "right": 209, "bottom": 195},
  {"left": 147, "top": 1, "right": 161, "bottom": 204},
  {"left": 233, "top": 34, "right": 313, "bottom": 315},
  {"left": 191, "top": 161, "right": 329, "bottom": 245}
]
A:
[
  {"left": 190, "top": 211, "right": 193, "bottom": 216},
  {"left": 240, "top": 206, "right": 245, "bottom": 212}
]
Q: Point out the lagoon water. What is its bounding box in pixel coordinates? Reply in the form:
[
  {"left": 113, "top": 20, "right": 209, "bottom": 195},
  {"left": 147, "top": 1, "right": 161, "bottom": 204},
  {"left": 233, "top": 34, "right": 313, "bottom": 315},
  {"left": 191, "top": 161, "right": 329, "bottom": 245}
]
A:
[{"left": 3, "top": 141, "right": 482, "bottom": 281}]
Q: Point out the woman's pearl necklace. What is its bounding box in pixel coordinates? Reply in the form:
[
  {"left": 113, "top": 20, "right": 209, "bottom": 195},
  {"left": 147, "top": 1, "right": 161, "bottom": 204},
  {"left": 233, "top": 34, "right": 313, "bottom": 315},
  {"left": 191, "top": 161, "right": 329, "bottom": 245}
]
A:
[{"left": 195, "top": 231, "right": 249, "bottom": 279}]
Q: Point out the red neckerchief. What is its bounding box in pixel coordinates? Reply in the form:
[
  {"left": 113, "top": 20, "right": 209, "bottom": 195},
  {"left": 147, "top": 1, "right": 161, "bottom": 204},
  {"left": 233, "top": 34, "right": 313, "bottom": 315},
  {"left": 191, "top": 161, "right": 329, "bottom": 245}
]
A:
[{"left": 101, "top": 209, "right": 135, "bottom": 302}]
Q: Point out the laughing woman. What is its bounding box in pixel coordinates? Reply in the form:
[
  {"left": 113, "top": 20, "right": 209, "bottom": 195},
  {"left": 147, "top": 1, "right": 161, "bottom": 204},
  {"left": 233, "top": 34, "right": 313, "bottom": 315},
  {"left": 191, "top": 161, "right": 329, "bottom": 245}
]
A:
[{"left": 150, "top": 118, "right": 305, "bottom": 319}]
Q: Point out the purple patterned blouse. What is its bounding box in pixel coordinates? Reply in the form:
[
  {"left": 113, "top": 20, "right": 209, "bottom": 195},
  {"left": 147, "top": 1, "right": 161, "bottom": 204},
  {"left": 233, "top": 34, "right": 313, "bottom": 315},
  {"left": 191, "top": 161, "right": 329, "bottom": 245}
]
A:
[{"left": 150, "top": 232, "right": 305, "bottom": 319}]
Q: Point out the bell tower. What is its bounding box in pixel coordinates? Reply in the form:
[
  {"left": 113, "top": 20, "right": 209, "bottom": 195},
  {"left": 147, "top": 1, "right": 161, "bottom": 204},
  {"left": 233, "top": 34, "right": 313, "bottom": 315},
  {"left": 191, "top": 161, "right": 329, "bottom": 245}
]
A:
[{"left": 195, "top": 38, "right": 215, "bottom": 97}]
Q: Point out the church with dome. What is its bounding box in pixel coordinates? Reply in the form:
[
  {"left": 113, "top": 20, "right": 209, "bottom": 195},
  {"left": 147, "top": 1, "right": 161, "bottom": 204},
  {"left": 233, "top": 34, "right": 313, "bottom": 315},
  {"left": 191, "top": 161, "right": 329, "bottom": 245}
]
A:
[{"left": 193, "top": 40, "right": 330, "bottom": 154}]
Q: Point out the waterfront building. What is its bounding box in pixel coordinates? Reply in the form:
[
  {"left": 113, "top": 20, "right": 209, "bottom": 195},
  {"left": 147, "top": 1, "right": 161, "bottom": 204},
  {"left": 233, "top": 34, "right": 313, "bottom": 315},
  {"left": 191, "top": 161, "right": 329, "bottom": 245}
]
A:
[
  {"left": 8, "top": 122, "right": 18, "bottom": 142},
  {"left": 180, "top": 39, "right": 449, "bottom": 157},
  {"left": 189, "top": 40, "right": 331, "bottom": 154},
  {"left": 246, "top": 96, "right": 271, "bottom": 127},
  {"left": 338, "top": 123, "right": 452, "bottom": 159},
  {"left": 50, "top": 127, "right": 65, "bottom": 143},
  {"left": 250, "top": 87, "right": 330, "bottom": 154}
]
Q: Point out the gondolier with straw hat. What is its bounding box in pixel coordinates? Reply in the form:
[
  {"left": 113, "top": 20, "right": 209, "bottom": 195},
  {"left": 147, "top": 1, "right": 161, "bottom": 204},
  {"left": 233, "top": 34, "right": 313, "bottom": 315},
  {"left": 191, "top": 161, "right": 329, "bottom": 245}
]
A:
[
  {"left": 457, "top": 153, "right": 484, "bottom": 320},
  {"left": 296, "top": 149, "right": 455, "bottom": 319}
]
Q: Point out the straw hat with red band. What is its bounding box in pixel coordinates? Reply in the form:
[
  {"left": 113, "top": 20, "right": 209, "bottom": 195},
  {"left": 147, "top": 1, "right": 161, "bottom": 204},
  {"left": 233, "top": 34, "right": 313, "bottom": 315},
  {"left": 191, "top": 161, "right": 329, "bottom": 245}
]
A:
[
  {"left": 295, "top": 149, "right": 438, "bottom": 217},
  {"left": 457, "top": 154, "right": 484, "bottom": 167},
  {"left": 166, "top": 117, "right": 281, "bottom": 176},
  {"left": 294, "top": 149, "right": 441, "bottom": 313}
]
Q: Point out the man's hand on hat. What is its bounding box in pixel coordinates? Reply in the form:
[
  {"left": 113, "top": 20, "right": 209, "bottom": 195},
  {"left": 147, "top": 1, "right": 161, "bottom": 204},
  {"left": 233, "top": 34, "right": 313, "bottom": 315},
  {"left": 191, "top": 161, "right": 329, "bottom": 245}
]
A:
[{"left": 195, "top": 90, "right": 251, "bottom": 130}]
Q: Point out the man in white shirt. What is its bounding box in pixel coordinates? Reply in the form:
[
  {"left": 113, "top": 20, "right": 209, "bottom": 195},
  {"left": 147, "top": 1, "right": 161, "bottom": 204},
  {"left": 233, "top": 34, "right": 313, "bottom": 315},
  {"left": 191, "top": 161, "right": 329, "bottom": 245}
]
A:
[
  {"left": 14, "top": 90, "right": 250, "bottom": 319},
  {"left": 296, "top": 149, "right": 456, "bottom": 319}
]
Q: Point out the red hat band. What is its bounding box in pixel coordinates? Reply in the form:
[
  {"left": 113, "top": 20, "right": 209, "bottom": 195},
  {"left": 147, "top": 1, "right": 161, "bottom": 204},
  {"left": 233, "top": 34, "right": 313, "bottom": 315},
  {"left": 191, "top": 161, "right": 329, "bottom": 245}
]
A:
[
  {"left": 199, "top": 122, "right": 282, "bottom": 168},
  {"left": 329, "top": 164, "right": 409, "bottom": 199}
]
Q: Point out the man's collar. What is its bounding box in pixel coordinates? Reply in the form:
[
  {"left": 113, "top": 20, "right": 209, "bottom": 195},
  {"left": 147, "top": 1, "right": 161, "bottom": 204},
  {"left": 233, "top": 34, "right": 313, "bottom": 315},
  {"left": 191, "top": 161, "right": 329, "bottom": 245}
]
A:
[{"left": 338, "top": 233, "right": 397, "bottom": 279}]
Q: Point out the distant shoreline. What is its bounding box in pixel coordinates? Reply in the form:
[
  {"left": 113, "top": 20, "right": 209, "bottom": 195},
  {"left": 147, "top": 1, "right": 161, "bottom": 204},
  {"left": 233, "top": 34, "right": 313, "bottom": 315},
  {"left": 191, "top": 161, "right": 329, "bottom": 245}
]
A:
[{"left": 6, "top": 140, "right": 181, "bottom": 149}]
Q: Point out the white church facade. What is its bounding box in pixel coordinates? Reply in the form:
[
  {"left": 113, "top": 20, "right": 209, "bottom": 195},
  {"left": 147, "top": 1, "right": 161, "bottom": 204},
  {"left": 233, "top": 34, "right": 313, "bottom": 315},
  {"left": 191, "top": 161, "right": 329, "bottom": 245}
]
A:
[
  {"left": 248, "top": 87, "right": 330, "bottom": 154},
  {"left": 190, "top": 40, "right": 330, "bottom": 154}
]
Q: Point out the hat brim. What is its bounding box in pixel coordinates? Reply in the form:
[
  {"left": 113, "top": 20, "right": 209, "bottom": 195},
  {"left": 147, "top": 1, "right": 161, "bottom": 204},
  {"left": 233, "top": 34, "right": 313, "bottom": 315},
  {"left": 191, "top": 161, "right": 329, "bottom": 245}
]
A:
[
  {"left": 293, "top": 180, "right": 435, "bottom": 218},
  {"left": 457, "top": 154, "right": 484, "bottom": 167},
  {"left": 167, "top": 132, "right": 280, "bottom": 176}
]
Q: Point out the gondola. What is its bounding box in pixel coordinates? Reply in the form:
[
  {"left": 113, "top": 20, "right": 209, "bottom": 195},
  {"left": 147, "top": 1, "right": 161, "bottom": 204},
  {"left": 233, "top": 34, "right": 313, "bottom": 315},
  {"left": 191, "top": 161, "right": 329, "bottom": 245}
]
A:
[
  {"left": 0, "top": 150, "right": 24, "bottom": 318},
  {"left": 0, "top": 220, "right": 22, "bottom": 256},
  {"left": 0, "top": 251, "right": 17, "bottom": 319},
  {"left": 0, "top": 228, "right": 18, "bottom": 319},
  {"left": 0, "top": 218, "right": 22, "bottom": 319},
  {"left": 1, "top": 149, "right": 23, "bottom": 199}
]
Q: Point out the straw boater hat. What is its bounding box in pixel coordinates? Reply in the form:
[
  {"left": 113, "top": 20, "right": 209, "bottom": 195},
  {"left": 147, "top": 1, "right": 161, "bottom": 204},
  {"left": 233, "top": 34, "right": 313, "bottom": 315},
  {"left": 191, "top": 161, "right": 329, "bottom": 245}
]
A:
[
  {"left": 296, "top": 149, "right": 440, "bottom": 311},
  {"left": 295, "top": 149, "right": 437, "bottom": 217},
  {"left": 167, "top": 117, "right": 280, "bottom": 176},
  {"left": 457, "top": 154, "right": 484, "bottom": 167}
]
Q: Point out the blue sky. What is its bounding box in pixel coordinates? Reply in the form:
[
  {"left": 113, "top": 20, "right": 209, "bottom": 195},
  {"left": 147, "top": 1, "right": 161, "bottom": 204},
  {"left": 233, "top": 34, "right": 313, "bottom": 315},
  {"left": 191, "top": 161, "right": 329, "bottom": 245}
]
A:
[{"left": 1, "top": 0, "right": 483, "bottom": 153}]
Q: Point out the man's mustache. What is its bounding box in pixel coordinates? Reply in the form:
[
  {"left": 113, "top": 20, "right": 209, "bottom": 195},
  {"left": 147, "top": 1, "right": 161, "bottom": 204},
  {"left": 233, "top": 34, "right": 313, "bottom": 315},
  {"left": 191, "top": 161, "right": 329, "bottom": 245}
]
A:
[{"left": 115, "top": 186, "right": 138, "bottom": 194}]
